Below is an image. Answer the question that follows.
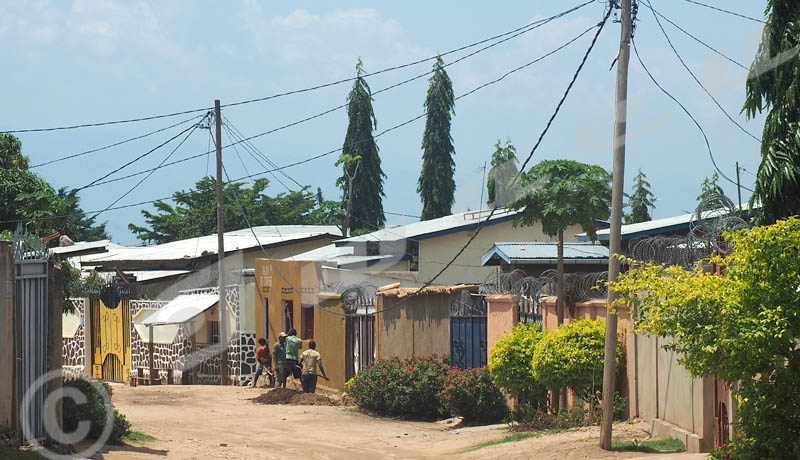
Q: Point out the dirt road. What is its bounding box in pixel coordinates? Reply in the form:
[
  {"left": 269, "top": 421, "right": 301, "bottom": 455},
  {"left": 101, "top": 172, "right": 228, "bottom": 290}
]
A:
[{"left": 85, "top": 384, "right": 705, "bottom": 460}]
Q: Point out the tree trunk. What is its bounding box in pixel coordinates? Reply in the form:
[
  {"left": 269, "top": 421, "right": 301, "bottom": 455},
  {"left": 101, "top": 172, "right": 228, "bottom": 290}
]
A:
[
  {"left": 557, "top": 229, "right": 567, "bottom": 412},
  {"left": 343, "top": 175, "right": 354, "bottom": 237},
  {"left": 557, "top": 229, "right": 565, "bottom": 325}
]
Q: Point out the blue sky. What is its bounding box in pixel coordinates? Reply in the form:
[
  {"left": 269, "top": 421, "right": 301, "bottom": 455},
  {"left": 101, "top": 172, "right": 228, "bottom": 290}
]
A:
[{"left": 0, "top": 0, "right": 768, "bottom": 245}]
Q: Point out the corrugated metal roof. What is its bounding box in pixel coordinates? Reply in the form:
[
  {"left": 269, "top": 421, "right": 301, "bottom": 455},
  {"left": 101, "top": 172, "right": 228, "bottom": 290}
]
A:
[
  {"left": 290, "top": 243, "right": 402, "bottom": 269},
  {"left": 336, "top": 208, "right": 517, "bottom": 245},
  {"left": 482, "top": 242, "right": 608, "bottom": 266},
  {"left": 79, "top": 225, "right": 340, "bottom": 264}
]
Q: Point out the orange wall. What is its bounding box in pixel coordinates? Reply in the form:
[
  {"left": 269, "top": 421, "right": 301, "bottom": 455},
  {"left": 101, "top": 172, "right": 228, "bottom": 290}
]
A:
[{"left": 253, "top": 259, "right": 347, "bottom": 391}]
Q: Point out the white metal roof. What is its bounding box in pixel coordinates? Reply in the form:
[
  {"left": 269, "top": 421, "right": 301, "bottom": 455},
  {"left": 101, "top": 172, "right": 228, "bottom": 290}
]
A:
[
  {"left": 290, "top": 243, "right": 402, "bottom": 269},
  {"left": 140, "top": 292, "right": 218, "bottom": 326},
  {"left": 79, "top": 225, "right": 340, "bottom": 264},
  {"left": 336, "top": 209, "right": 517, "bottom": 245},
  {"left": 482, "top": 242, "right": 609, "bottom": 266}
]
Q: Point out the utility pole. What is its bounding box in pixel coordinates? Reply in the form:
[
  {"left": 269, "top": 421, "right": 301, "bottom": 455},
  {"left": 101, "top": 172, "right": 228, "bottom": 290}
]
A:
[
  {"left": 215, "top": 99, "right": 228, "bottom": 385},
  {"left": 600, "top": 0, "right": 631, "bottom": 450},
  {"left": 736, "top": 161, "right": 742, "bottom": 211}
]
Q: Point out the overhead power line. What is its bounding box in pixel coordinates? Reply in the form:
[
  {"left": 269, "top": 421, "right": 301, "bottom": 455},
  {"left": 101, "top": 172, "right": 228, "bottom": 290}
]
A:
[
  {"left": 2, "top": 0, "right": 594, "bottom": 134},
  {"left": 29, "top": 115, "right": 205, "bottom": 169},
  {"left": 641, "top": 3, "right": 748, "bottom": 70},
  {"left": 632, "top": 38, "right": 753, "bottom": 193},
  {"left": 683, "top": 0, "right": 766, "bottom": 24},
  {"left": 3, "top": 12, "right": 602, "bottom": 228},
  {"left": 645, "top": 0, "right": 762, "bottom": 143},
  {"left": 80, "top": 22, "right": 597, "bottom": 191}
]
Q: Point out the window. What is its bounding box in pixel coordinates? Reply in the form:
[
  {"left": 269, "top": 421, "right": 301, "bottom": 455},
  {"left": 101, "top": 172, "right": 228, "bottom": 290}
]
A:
[
  {"left": 282, "top": 300, "right": 294, "bottom": 333},
  {"left": 366, "top": 241, "right": 380, "bottom": 256},
  {"left": 407, "top": 240, "right": 419, "bottom": 272},
  {"left": 208, "top": 320, "right": 220, "bottom": 344},
  {"left": 301, "top": 305, "right": 315, "bottom": 339}
]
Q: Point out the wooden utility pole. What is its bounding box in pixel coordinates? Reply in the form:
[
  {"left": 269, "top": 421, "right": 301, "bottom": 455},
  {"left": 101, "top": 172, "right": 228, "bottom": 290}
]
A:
[
  {"left": 215, "top": 99, "right": 228, "bottom": 385},
  {"left": 736, "top": 161, "right": 742, "bottom": 211},
  {"left": 600, "top": 0, "right": 631, "bottom": 449}
]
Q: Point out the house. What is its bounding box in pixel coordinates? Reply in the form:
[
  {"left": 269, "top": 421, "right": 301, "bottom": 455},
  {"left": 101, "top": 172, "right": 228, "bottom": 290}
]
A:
[
  {"left": 253, "top": 258, "right": 419, "bottom": 391},
  {"left": 294, "top": 209, "right": 585, "bottom": 286},
  {"left": 481, "top": 242, "right": 609, "bottom": 276},
  {"left": 69, "top": 225, "right": 341, "bottom": 299}
]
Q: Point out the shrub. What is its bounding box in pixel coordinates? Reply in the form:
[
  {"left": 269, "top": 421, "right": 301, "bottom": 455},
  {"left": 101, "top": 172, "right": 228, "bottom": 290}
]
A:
[
  {"left": 532, "top": 319, "right": 623, "bottom": 399},
  {"left": 488, "top": 322, "right": 548, "bottom": 413},
  {"left": 347, "top": 354, "right": 450, "bottom": 420},
  {"left": 710, "top": 434, "right": 758, "bottom": 460},
  {"left": 62, "top": 378, "right": 130, "bottom": 445},
  {"left": 440, "top": 367, "right": 508, "bottom": 424}
]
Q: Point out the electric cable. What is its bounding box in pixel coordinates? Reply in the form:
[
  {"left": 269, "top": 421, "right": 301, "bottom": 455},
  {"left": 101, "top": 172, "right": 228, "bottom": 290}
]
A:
[
  {"left": 88, "top": 115, "right": 207, "bottom": 220},
  {"left": 645, "top": 0, "right": 761, "bottom": 143},
  {"left": 632, "top": 38, "right": 754, "bottom": 193},
  {"left": 80, "top": 23, "right": 597, "bottom": 191},
  {"left": 3, "top": 1, "right": 594, "bottom": 134},
  {"left": 29, "top": 114, "right": 205, "bottom": 169},
  {"left": 640, "top": 2, "right": 748, "bottom": 70},
  {"left": 74, "top": 119, "right": 207, "bottom": 192},
  {"left": 682, "top": 0, "right": 766, "bottom": 24}
]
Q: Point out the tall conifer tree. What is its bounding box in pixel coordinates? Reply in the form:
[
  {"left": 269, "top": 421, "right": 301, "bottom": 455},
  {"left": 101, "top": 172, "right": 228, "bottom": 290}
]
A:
[
  {"left": 418, "top": 56, "right": 456, "bottom": 220},
  {"left": 338, "top": 58, "right": 385, "bottom": 235}
]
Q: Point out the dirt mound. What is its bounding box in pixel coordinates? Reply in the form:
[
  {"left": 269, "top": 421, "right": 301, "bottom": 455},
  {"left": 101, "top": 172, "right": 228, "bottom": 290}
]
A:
[{"left": 250, "top": 388, "right": 339, "bottom": 406}]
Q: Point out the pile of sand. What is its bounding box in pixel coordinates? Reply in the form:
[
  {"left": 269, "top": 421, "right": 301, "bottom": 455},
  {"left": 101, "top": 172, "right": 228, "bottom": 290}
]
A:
[{"left": 250, "top": 388, "right": 339, "bottom": 406}]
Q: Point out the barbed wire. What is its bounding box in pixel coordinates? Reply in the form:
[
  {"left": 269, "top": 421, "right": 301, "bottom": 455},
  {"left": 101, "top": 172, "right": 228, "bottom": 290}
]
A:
[{"left": 628, "top": 194, "right": 750, "bottom": 267}]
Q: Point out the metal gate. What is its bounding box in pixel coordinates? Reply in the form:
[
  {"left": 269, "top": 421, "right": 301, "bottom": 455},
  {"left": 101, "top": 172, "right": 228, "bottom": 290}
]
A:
[
  {"left": 449, "top": 294, "right": 487, "bottom": 369},
  {"left": 14, "top": 229, "right": 50, "bottom": 444},
  {"left": 348, "top": 314, "right": 375, "bottom": 377},
  {"left": 90, "top": 292, "right": 132, "bottom": 382}
]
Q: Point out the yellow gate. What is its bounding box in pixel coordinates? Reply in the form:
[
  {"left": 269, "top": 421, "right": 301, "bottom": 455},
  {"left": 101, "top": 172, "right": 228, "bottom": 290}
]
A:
[{"left": 91, "top": 299, "right": 131, "bottom": 382}]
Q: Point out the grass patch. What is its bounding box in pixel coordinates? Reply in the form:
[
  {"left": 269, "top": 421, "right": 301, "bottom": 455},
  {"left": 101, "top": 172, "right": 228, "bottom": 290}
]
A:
[
  {"left": 611, "top": 437, "right": 685, "bottom": 453},
  {"left": 0, "top": 446, "right": 46, "bottom": 459},
  {"left": 464, "top": 432, "right": 541, "bottom": 452},
  {"left": 123, "top": 431, "right": 157, "bottom": 443}
]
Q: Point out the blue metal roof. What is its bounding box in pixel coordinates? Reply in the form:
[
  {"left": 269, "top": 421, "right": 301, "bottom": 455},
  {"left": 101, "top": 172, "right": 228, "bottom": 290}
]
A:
[{"left": 482, "top": 242, "right": 609, "bottom": 266}]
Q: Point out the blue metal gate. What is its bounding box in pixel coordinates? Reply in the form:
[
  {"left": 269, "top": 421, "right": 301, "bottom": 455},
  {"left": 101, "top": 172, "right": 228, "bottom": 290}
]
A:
[{"left": 449, "top": 295, "right": 487, "bottom": 369}]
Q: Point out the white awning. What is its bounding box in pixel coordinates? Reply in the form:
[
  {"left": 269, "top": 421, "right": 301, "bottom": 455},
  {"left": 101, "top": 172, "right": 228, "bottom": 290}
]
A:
[{"left": 140, "top": 293, "right": 218, "bottom": 326}]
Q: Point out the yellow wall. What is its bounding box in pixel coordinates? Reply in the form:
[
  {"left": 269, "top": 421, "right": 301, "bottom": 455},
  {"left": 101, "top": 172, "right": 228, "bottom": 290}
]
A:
[
  {"left": 417, "top": 220, "right": 584, "bottom": 285},
  {"left": 254, "top": 259, "right": 347, "bottom": 391}
]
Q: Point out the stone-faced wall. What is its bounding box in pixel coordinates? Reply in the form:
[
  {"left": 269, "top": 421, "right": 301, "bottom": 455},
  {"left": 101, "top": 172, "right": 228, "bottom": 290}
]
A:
[
  {"left": 63, "top": 298, "right": 87, "bottom": 379},
  {"left": 129, "top": 286, "right": 255, "bottom": 386}
]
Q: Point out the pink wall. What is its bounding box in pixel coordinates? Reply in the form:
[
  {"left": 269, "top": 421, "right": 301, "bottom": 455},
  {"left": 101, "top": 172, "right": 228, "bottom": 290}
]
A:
[{"left": 486, "top": 294, "right": 518, "bottom": 355}]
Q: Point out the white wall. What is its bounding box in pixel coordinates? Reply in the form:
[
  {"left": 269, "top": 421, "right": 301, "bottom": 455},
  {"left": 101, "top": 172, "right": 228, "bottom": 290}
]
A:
[{"left": 417, "top": 219, "right": 584, "bottom": 285}]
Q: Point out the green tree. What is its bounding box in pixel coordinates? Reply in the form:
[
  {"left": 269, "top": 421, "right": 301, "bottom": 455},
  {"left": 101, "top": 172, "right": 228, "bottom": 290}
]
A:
[
  {"left": 0, "top": 134, "right": 104, "bottom": 240},
  {"left": 57, "top": 188, "right": 109, "bottom": 242},
  {"left": 486, "top": 138, "right": 519, "bottom": 207},
  {"left": 338, "top": 58, "right": 385, "bottom": 235},
  {"left": 624, "top": 168, "right": 655, "bottom": 224},
  {"left": 418, "top": 56, "right": 456, "bottom": 220},
  {"left": 744, "top": 1, "right": 800, "bottom": 224},
  {"left": 696, "top": 171, "right": 725, "bottom": 202},
  {"left": 129, "top": 176, "right": 341, "bottom": 244},
  {"left": 610, "top": 217, "right": 800, "bottom": 458},
  {"left": 510, "top": 159, "right": 611, "bottom": 326}
]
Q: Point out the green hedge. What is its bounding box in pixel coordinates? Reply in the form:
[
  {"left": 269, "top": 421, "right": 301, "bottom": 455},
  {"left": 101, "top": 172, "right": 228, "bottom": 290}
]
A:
[{"left": 62, "top": 378, "right": 130, "bottom": 445}]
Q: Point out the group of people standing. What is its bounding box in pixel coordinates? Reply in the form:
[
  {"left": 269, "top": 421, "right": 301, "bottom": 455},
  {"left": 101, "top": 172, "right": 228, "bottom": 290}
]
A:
[{"left": 253, "top": 329, "right": 328, "bottom": 393}]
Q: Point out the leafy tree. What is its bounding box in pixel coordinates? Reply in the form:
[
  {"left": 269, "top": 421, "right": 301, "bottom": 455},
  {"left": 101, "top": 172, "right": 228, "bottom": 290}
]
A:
[
  {"left": 0, "top": 134, "right": 104, "bottom": 240},
  {"left": 624, "top": 168, "right": 655, "bottom": 224},
  {"left": 696, "top": 171, "right": 725, "bottom": 202},
  {"left": 744, "top": 1, "right": 800, "bottom": 224},
  {"left": 336, "top": 153, "right": 361, "bottom": 237},
  {"left": 487, "top": 138, "right": 519, "bottom": 207},
  {"left": 418, "top": 56, "right": 456, "bottom": 220},
  {"left": 57, "top": 188, "right": 109, "bottom": 242},
  {"left": 129, "top": 176, "right": 341, "bottom": 244},
  {"left": 610, "top": 217, "right": 800, "bottom": 458},
  {"left": 338, "top": 58, "right": 385, "bottom": 235},
  {"left": 510, "top": 159, "right": 611, "bottom": 326}
]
